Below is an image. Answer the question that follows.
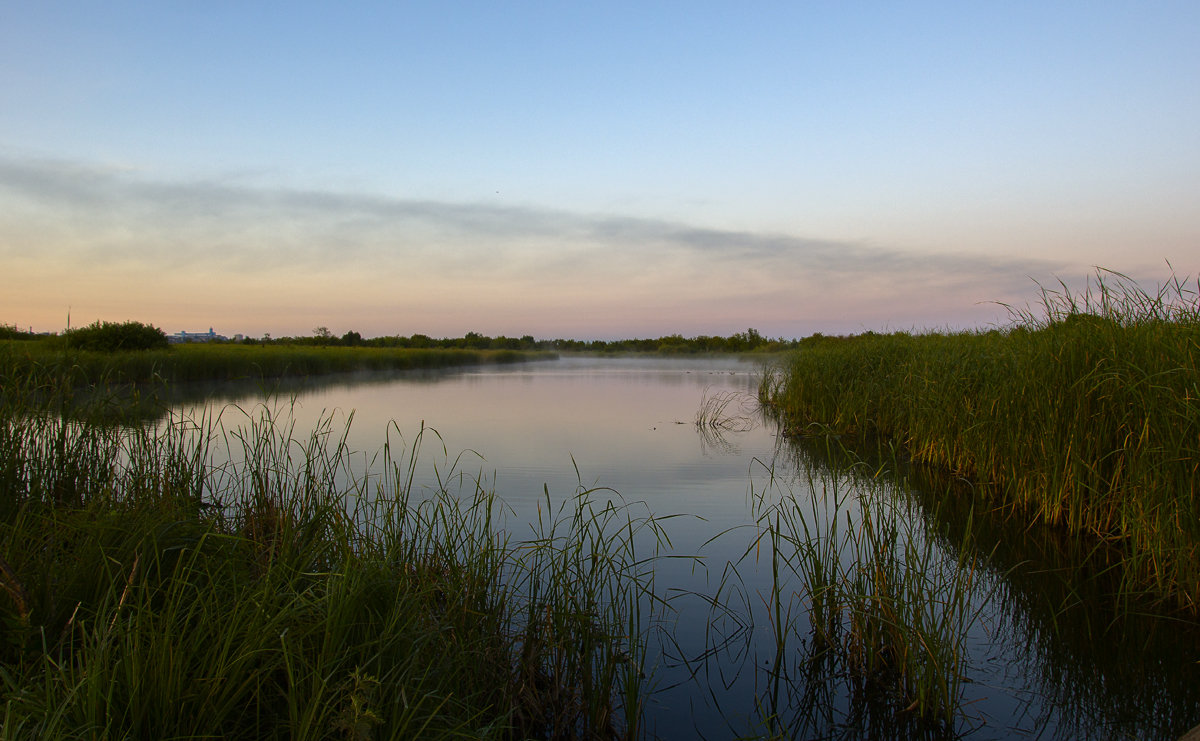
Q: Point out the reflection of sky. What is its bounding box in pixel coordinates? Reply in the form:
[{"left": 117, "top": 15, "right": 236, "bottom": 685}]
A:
[
  {"left": 295, "top": 357, "right": 774, "bottom": 525},
  {"left": 189, "top": 356, "right": 797, "bottom": 735}
]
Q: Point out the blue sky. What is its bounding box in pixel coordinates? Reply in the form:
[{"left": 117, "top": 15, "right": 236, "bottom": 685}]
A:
[{"left": 2, "top": 2, "right": 1197, "bottom": 339}]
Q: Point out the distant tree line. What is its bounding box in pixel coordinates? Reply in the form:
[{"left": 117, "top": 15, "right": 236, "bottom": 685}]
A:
[
  {"left": 3, "top": 322, "right": 803, "bottom": 354},
  {"left": 250, "top": 326, "right": 799, "bottom": 353}
]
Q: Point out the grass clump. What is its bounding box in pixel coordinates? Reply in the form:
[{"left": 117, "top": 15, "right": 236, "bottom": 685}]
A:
[
  {"left": 0, "top": 369, "right": 657, "bottom": 738},
  {"left": 762, "top": 269, "right": 1200, "bottom": 612}
]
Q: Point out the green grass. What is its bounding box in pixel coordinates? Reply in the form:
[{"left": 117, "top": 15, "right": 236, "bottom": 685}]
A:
[
  {"left": 761, "top": 269, "right": 1200, "bottom": 613},
  {"left": 730, "top": 442, "right": 993, "bottom": 738},
  {"left": 0, "top": 367, "right": 660, "bottom": 738},
  {"left": 0, "top": 341, "right": 552, "bottom": 390}
]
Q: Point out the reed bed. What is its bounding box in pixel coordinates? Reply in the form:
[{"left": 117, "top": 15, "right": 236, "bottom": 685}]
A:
[
  {"left": 0, "top": 370, "right": 658, "bottom": 738},
  {"left": 761, "top": 270, "right": 1200, "bottom": 612},
  {"left": 0, "top": 341, "right": 547, "bottom": 389},
  {"left": 891, "top": 453, "right": 1200, "bottom": 740}
]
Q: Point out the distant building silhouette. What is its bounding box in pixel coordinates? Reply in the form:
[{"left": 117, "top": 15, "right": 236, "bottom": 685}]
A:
[{"left": 168, "top": 327, "right": 227, "bottom": 343}]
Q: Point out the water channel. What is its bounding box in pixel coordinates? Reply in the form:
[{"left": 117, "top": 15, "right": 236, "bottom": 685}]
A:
[{"left": 170, "top": 355, "right": 1199, "bottom": 740}]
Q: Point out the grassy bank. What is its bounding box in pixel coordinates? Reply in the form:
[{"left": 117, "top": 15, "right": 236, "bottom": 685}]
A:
[
  {"left": 0, "top": 341, "right": 552, "bottom": 389},
  {"left": 761, "top": 272, "right": 1200, "bottom": 612},
  {"left": 0, "top": 371, "right": 659, "bottom": 738}
]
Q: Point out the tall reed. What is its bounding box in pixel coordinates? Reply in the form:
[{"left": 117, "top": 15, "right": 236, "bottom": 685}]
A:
[
  {"left": 0, "top": 367, "right": 659, "bottom": 738},
  {"left": 762, "top": 269, "right": 1200, "bottom": 612},
  {"left": 737, "top": 443, "right": 992, "bottom": 738}
]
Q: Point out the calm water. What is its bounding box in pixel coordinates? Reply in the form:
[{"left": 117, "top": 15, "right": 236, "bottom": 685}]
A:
[{"left": 175, "top": 356, "right": 1199, "bottom": 740}]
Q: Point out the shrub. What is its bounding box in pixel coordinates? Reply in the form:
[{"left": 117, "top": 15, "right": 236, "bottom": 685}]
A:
[
  {"left": 0, "top": 324, "right": 38, "bottom": 341},
  {"left": 65, "top": 321, "right": 169, "bottom": 352}
]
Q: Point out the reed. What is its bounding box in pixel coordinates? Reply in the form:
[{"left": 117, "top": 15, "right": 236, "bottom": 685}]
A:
[
  {"left": 504, "top": 483, "right": 669, "bottom": 739},
  {"left": 762, "top": 269, "right": 1200, "bottom": 612},
  {"left": 0, "top": 370, "right": 657, "bottom": 738},
  {"left": 0, "top": 341, "right": 551, "bottom": 390},
  {"left": 694, "top": 390, "right": 757, "bottom": 433},
  {"left": 739, "top": 443, "right": 992, "bottom": 738},
  {"left": 892, "top": 455, "right": 1200, "bottom": 740}
]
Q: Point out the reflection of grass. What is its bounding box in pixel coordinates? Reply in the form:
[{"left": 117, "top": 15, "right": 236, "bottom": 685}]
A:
[
  {"left": 0, "top": 370, "right": 659, "bottom": 738},
  {"left": 694, "top": 389, "right": 757, "bottom": 433},
  {"left": 666, "top": 422, "right": 993, "bottom": 738},
  {"left": 762, "top": 269, "right": 1200, "bottom": 613},
  {"left": 0, "top": 340, "right": 551, "bottom": 389},
  {"left": 745, "top": 446, "right": 993, "bottom": 738},
  {"left": 694, "top": 389, "right": 760, "bottom": 455},
  {"left": 0, "top": 341, "right": 555, "bottom": 427},
  {"left": 673, "top": 425, "right": 1199, "bottom": 739},
  {"left": 679, "top": 380, "right": 1200, "bottom": 739},
  {"left": 895, "top": 457, "right": 1200, "bottom": 740}
]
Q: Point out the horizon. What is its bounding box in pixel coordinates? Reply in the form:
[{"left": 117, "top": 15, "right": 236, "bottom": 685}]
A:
[
  {"left": 3, "top": 3, "right": 1197, "bottom": 338},
  {"left": 15, "top": 320, "right": 900, "bottom": 344}
]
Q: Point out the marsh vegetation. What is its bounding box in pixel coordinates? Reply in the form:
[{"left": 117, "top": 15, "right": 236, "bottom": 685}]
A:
[
  {"left": 2, "top": 273, "right": 1199, "bottom": 738},
  {"left": 761, "top": 270, "right": 1200, "bottom": 615},
  {"left": 0, "top": 368, "right": 662, "bottom": 739}
]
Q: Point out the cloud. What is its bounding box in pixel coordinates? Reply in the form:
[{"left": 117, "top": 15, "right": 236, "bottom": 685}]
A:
[{"left": 0, "top": 154, "right": 1072, "bottom": 336}]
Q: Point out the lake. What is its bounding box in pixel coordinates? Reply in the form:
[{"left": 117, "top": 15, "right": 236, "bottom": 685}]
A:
[{"left": 173, "top": 355, "right": 1199, "bottom": 740}]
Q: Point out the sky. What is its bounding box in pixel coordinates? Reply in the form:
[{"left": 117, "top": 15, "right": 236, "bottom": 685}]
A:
[{"left": 1, "top": 2, "right": 1197, "bottom": 340}]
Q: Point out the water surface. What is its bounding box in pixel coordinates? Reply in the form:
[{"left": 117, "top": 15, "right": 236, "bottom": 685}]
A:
[{"left": 175, "top": 356, "right": 1200, "bottom": 740}]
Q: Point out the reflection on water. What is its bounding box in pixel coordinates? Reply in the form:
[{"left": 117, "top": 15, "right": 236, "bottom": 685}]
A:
[{"left": 168, "top": 356, "right": 1199, "bottom": 740}]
